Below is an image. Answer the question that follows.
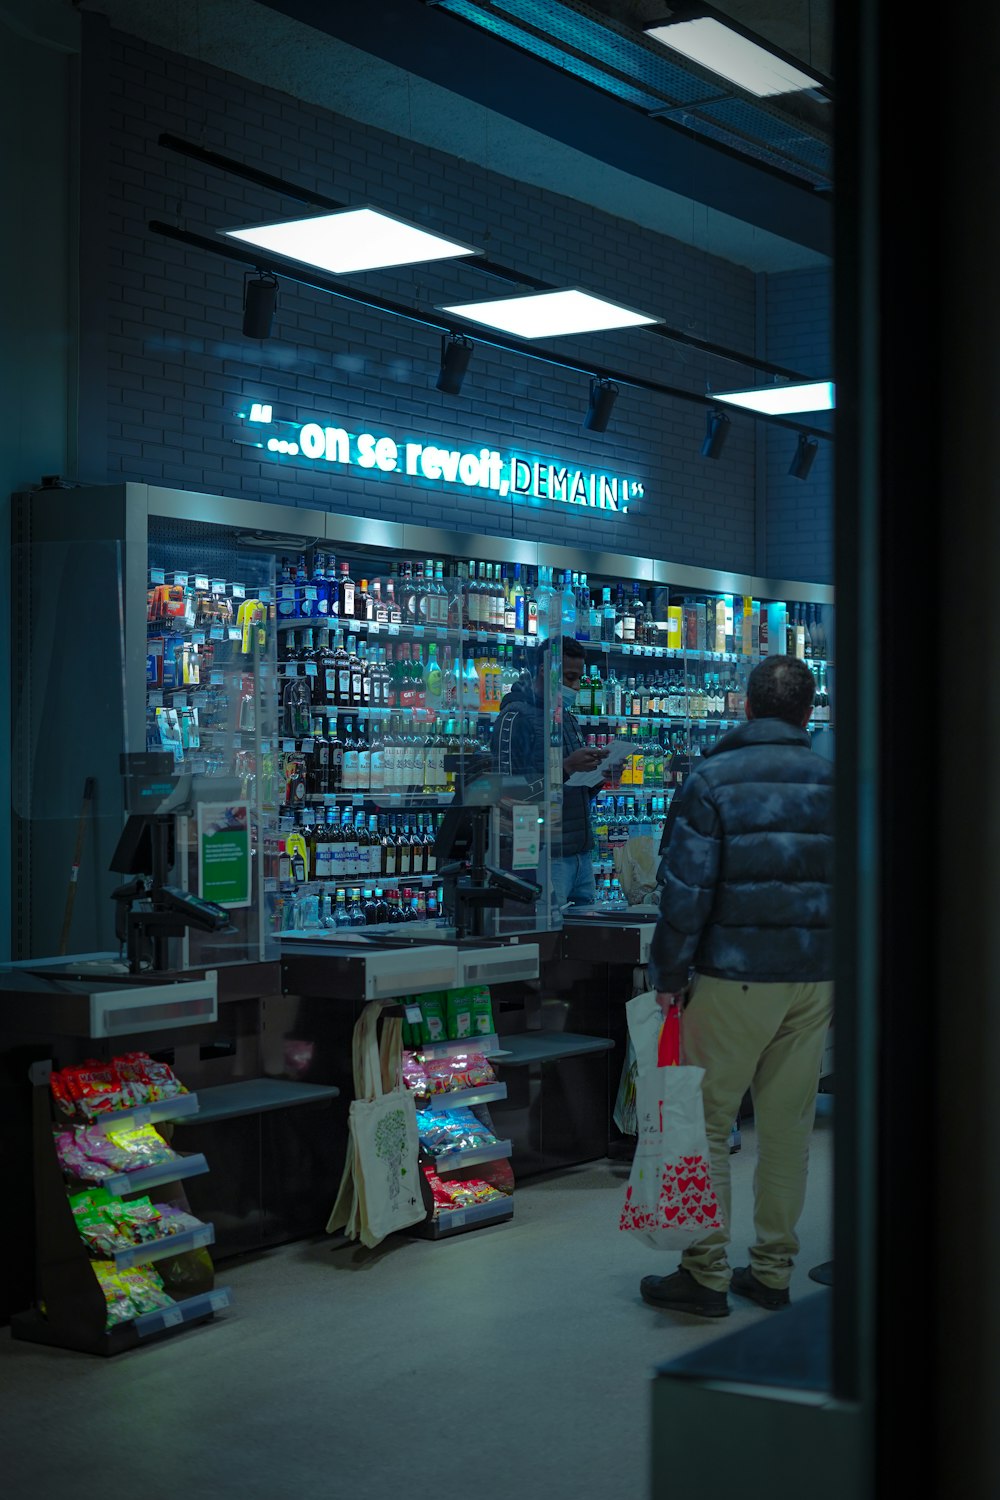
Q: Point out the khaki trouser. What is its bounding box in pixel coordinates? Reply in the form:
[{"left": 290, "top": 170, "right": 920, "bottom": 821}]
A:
[{"left": 679, "top": 973, "right": 834, "bottom": 1293}]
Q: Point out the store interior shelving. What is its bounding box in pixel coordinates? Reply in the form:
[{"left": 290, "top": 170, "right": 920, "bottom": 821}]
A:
[{"left": 133, "top": 496, "right": 835, "bottom": 940}]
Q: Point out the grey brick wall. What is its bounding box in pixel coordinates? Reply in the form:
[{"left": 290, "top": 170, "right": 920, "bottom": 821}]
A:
[
  {"left": 92, "top": 29, "right": 831, "bottom": 582},
  {"left": 762, "top": 267, "right": 834, "bottom": 582}
]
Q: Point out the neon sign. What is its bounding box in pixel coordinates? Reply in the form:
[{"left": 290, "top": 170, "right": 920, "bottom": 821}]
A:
[{"left": 238, "top": 403, "right": 643, "bottom": 513}]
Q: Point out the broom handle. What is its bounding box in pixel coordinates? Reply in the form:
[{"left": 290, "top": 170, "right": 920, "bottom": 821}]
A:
[{"left": 58, "top": 777, "right": 95, "bottom": 956}]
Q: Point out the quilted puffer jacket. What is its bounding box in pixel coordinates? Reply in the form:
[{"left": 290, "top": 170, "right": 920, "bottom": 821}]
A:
[{"left": 648, "top": 717, "right": 833, "bottom": 992}]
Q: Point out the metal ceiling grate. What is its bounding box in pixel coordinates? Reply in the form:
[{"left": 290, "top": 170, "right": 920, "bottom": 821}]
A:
[
  {"left": 679, "top": 115, "right": 831, "bottom": 189},
  {"left": 701, "top": 98, "right": 832, "bottom": 173},
  {"left": 440, "top": 1, "right": 665, "bottom": 108},
  {"left": 436, "top": 0, "right": 832, "bottom": 191},
  {"left": 490, "top": 0, "right": 717, "bottom": 105}
]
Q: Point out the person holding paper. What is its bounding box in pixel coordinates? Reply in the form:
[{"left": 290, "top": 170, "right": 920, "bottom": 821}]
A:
[{"left": 491, "top": 636, "right": 604, "bottom": 908}]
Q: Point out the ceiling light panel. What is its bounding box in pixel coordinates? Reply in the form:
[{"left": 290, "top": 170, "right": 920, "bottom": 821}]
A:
[
  {"left": 645, "top": 18, "right": 821, "bottom": 98},
  {"left": 713, "top": 381, "right": 835, "bottom": 415},
  {"left": 222, "top": 207, "right": 481, "bottom": 274},
  {"left": 440, "top": 288, "right": 661, "bottom": 339}
]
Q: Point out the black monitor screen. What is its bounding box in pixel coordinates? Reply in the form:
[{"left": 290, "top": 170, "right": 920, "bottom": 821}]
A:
[{"left": 109, "top": 814, "right": 175, "bottom": 876}]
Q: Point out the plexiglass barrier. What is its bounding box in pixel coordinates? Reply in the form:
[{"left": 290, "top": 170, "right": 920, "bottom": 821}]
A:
[
  {"left": 10, "top": 529, "right": 280, "bottom": 968},
  {"left": 266, "top": 561, "right": 566, "bottom": 942}
]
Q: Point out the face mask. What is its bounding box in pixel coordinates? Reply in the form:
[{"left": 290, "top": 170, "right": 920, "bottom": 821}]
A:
[{"left": 561, "top": 684, "right": 578, "bottom": 710}]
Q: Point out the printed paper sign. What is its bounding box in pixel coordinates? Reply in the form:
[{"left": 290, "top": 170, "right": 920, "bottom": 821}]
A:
[
  {"left": 511, "top": 803, "right": 540, "bottom": 870},
  {"left": 197, "top": 802, "right": 251, "bottom": 908}
]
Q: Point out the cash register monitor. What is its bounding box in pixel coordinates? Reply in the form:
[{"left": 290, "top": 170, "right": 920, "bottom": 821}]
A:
[{"left": 109, "top": 812, "right": 175, "bottom": 878}]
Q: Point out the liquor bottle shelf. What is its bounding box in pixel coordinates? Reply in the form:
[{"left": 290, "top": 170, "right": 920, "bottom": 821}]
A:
[
  {"left": 268, "top": 872, "right": 441, "bottom": 891},
  {"left": 299, "top": 704, "right": 501, "bottom": 719},
  {"left": 276, "top": 617, "right": 542, "bottom": 649},
  {"left": 303, "top": 789, "right": 456, "bottom": 804}
]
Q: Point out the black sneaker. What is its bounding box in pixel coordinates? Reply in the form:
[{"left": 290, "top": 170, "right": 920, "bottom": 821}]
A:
[
  {"left": 730, "top": 1265, "right": 790, "bottom": 1310},
  {"left": 640, "top": 1268, "right": 729, "bottom": 1319}
]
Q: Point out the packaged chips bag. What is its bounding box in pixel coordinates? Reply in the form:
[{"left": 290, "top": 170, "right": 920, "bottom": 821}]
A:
[
  {"left": 416, "top": 1105, "right": 497, "bottom": 1158},
  {"left": 419, "top": 993, "right": 447, "bottom": 1044},
  {"left": 471, "top": 985, "right": 495, "bottom": 1037},
  {"left": 102, "top": 1123, "right": 178, "bottom": 1168},
  {"left": 115, "top": 1052, "right": 189, "bottom": 1105},
  {"left": 421, "top": 1168, "right": 505, "bottom": 1218},
  {"left": 419, "top": 1052, "right": 496, "bottom": 1094},
  {"left": 91, "top": 1261, "right": 175, "bottom": 1327},
  {"left": 50, "top": 1051, "right": 188, "bottom": 1125},
  {"left": 445, "top": 987, "right": 474, "bottom": 1041}
]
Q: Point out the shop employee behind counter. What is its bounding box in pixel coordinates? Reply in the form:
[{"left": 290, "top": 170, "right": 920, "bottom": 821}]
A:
[{"left": 491, "top": 636, "right": 604, "bottom": 909}]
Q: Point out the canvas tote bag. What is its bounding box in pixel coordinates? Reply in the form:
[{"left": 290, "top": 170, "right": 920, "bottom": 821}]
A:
[
  {"left": 618, "top": 991, "right": 724, "bottom": 1249},
  {"left": 327, "top": 1001, "right": 425, "bottom": 1247}
]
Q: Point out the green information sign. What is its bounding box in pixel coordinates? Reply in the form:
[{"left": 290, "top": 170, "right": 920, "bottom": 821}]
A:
[{"left": 197, "top": 802, "right": 251, "bottom": 908}]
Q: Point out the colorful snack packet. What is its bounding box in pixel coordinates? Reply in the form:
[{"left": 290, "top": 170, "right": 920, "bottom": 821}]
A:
[
  {"left": 77, "top": 1209, "right": 126, "bottom": 1257},
  {"left": 102, "top": 1123, "right": 178, "bottom": 1168},
  {"left": 91, "top": 1262, "right": 136, "bottom": 1326},
  {"left": 471, "top": 985, "right": 495, "bottom": 1037},
  {"left": 445, "top": 987, "right": 474, "bottom": 1041},
  {"left": 419, "top": 993, "right": 447, "bottom": 1043},
  {"left": 112, "top": 1196, "right": 163, "bottom": 1243},
  {"left": 118, "top": 1265, "right": 174, "bottom": 1314},
  {"left": 55, "top": 1130, "right": 114, "bottom": 1181}
]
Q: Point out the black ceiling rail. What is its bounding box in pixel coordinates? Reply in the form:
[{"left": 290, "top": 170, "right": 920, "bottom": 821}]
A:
[
  {"left": 157, "top": 131, "right": 820, "bottom": 385},
  {"left": 148, "top": 218, "right": 830, "bottom": 440}
]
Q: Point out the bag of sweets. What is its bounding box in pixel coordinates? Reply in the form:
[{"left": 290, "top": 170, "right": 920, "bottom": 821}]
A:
[
  {"left": 471, "top": 985, "right": 495, "bottom": 1037},
  {"left": 419, "top": 993, "right": 447, "bottom": 1043},
  {"left": 445, "top": 987, "right": 474, "bottom": 1041}
]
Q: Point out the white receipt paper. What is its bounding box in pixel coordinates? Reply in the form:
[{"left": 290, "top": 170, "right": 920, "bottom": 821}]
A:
[{"left": 565, "top": 738, "right": 634, "bottom": 788}]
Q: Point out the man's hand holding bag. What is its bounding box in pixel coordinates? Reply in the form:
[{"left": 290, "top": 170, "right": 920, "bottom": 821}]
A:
[{"left": 619, "top": 991, "right": 724, "bottom": 1249}]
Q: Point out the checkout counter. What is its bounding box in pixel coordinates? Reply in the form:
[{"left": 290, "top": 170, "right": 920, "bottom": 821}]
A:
[
  {"left": 1, "top": 904, "right": 659, "bottom": 1349},
  {"left": 2, "top": 741, "right": 663, "bottom": 1344}
]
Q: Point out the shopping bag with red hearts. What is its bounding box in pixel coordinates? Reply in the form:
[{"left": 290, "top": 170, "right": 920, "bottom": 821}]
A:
[{"left": 619, "top": 991, "right": 724, "bottom": 1249}]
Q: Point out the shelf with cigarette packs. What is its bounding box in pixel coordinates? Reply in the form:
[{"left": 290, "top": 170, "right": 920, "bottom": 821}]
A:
[
  {"left": 146, "top": 565, "right": 280, "bottom": 783},
  {"left": 144, "top": 561, "right": 283, "bottom": 962}
]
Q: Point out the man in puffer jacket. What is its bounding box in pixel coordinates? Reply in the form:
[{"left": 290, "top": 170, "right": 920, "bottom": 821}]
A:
[{"left": 640, "top": 654, "right": 833, "bottom": 1320}]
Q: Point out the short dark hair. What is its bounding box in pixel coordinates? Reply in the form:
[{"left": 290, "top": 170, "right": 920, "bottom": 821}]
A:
[
  {"left": 534, "top": 635, "right": 585, "bottom": 676},
  {"left": 746, "top": 655, "right": 815, "bottom": 725}
]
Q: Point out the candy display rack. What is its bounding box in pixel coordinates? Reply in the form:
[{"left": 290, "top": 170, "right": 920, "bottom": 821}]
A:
[
  {"left": 407, "top": 1030, "right": 515, "bottom": 1240},
  {"left": 11, "top": 1060, "right": 232, "bottom": 1357}
]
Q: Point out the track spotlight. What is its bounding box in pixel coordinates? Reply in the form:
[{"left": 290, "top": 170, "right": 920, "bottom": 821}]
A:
[
  {"left": 242, "top": 270, "right": 278, "bottom": 339},
  {"left": 789, "top": 433, "right": 819, "bottom": 480},
  {"left": 436, "top": 333, "right": 474, "bottom": 395},
  {"left": 583, "top": 377, "right": 618, "bottom": 433},
  {"left": 701, "top": 407, "right": 730, "bottom": 459}
]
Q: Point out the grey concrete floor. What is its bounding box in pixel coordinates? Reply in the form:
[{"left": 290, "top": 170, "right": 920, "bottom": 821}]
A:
[{"left": 0, "top": 1116, "right": 833, "bottom": 1500}]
